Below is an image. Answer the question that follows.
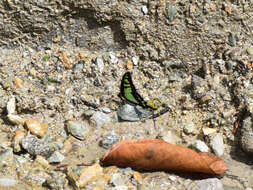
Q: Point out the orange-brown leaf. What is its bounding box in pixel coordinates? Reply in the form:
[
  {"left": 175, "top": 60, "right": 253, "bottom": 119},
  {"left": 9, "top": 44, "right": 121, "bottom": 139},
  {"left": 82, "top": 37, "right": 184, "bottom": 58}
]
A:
[{"left": 100, "top": 139, "right": 227, "bottom": 174}]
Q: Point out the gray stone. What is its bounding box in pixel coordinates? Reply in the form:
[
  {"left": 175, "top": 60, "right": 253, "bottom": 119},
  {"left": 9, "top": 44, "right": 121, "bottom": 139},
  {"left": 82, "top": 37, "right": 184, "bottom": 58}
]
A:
[
  {"left": 109, "top": 52, "right": 118, "bottom": 64},
  {"left": 66, "top": 120, "right": 89, "bottom": 140},
  {"left": 141, "top": 6, "right": 148, "bottom": 15},
  {"left": 117, "top": 104, "right": 151, "bottom": 121},
  {"left": 240, "top": 116, "right": 253, "bottom": 155},
  {"left": 194, "top": 140, "right": 209, "bottom": 152},
  {"left": 183, "top": 122, "right": 196, "bottom": 134},
  {"left": 196, "top": 178, "right": 223, "bottom": 190},
  {"left": 246, "top": 47, "right": 253, "bottom": 56},
  {"left": 96, "top": 57, "right": 104, "bottom": 72},
  {"left": 47, "top": 151, "right": 65, "bottom": 163},
  {"left": 90, "top": 111, "right": 111, "bottom": 127},
  {"left": 21, "top": 134, "right": 54, "bottom": 158},
  {"left": 166, "top": 5, "right": 178, "bottom": 22},
  {"left": 102, "top": 107, "right": 111, "bottom": 113},
  {"left": 209, "top": 133, "right": 224, "bottom": 156},
  {"left": 0, "top": 147, "right": 13, "bottom": 167},
  {"left": 44, "top": 171, "right": 68, "bottom": 190},
  {"left": 100, "top": 131, "right": 119, "bottom": 149}
]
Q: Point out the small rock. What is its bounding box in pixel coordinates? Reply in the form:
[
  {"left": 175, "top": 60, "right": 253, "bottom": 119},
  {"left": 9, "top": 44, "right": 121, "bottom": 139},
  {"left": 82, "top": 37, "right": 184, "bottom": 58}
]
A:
[
  {"left": 102, "top": 107, "right": 111, "bottom": 113},
  {"left": 209, "top": 133, "right": 224, "bottom": 156},
  {"left": 0, "top": 178, "right": 17, "bottom": 187},
  {"left": 100, "top": 131, "right": 119, "bottom": 149},
  {"left": 166, "top": 5, "right": 177, "bottom": 22},
  {"left": 159, "top": 130, "right": 179, "bottom": 144},
  {"left": 225, "top": 61, "right": 233, "bottom": 70},
  {"left": 246, "top": 47, "right": 253, "bottom": 56},
  {"left": 13, "top": 129, "right": 26, "bottom": 152},
  {"left": 83, "top": 109, "right": 96, "bottom": 118},
  {"left": 13, "top": 77, "right": 23, "bottom": 88},
  {"left": 0, "top": 147, "right": 13, "bottom": 167},
  {"left": 66, "top": 120, "right": 89, "bottom": 140},
  {"left": 7, "top": 114, "right": 25, "bottom": 125},
  {"left": 193, "top": 140, "right": 209, "bottom": 152},
  {"left": 132, "top": 57, "right": 138, "bottom": 65},
  {"left": 183, "top": 122, "right": 196, "bottom": 135},
  {"left": 110, "top": 173, "right": 128, "bottom": 186},
  {"left": 67, "top": 163, "right": 103, "bottom": 188},
  {"left": 21, "top": 134, "right": 54, "bottom": 158},
  {"left": 199, "top": 95, "right": 212, "bottom": 104},
  {"left": 109, "top": 52, "right": 118, "bottom": 64},
  {"left": 47, "top": 151, "right": 65, "bottom": 163},
  {"left": 25, "top": 119, "right": 48, "bottom": 138},
  {"left": 141, "top": 6, "right": 148, "bottom": 15},
  {"left": 44, "top": 171, "right": 68, "bottom": 190},
  {"left": 117, "top": 104, "right": 150, "bottom": 121},
  {"left": 202, "top": 127, "right": 217, "bottom": 136},
  {"left": 34, "top": 155, "right": 50, "bottom": 169},
  {"left": 196, "top": 178, "right": 223, "bottom": 190},
  {"left": 96, "top": 57, "right": 104, "bottom": 72},
  {"left": 7, "top": 96, "right": 16, "bottom": 114},
  {"left": 239, "top": 116, "right": 253, "bottom": 155},
  {"left": 90, "top": 111, "right": 111, "bottom": 127}
]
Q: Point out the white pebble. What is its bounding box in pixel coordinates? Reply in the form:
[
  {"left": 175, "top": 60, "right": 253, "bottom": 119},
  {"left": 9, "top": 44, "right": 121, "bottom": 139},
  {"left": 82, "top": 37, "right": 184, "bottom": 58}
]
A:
[{"left": 7, "top": 96, "right": 16, "bottom": 114}]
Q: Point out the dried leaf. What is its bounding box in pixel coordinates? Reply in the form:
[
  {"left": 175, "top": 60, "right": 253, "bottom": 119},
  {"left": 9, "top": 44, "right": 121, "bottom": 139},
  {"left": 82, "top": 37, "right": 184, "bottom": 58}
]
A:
[{"left": 101, "top": 139, "right": 227, "bottom": 174}]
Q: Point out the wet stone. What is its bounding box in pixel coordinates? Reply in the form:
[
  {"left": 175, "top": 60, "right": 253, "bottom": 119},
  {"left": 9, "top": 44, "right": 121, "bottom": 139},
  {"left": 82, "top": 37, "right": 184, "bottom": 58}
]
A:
[
  {"left": 100, "top": 131, "right": 120, "bottom": 149},
  {"left": 21, "top": 134, "right": 54, "bottom": 158},
  {"left": 66, "top": 120, "right": 89, "bottom": 140}
]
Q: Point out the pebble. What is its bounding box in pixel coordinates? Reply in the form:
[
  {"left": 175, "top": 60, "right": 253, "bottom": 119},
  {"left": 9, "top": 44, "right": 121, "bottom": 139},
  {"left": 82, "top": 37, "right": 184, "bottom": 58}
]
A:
[
  {"left": 66, "top": 120, "right": 89, "bottom": 140},
  {"left": 21, "top": 134, "right": 54, "bottom": 158},
  {"left": 0, "top": 147, "right": 13, "bottom": 167},
  {"left": 102, "top": 107, "right": 111, "bottom": 113},
  {"left": 195, "top": 178, "right": 223, "bottom": 190},
  {"left": 13, "top": 76, "right": 23, "bottom": 88},
  {"left": 47, "top": 151, "right": 65, "bottom": 163},
  {"left": 68, "top": 163, "right": 103, "bottom": 188},
  {"left": 7, "top": 114, "right": 25, "bottom": 125},
  {"left": 166, "top": 5, "right": 177, "bottom": 22},
  {"left": 34, "top": 155, "right": 50, "bottom": 169},
  {"left": 239, "top": 116, "right": 253, "bottom": 155},
  {"left": 202, "top": 127, "right": 217, "bottom": 136},
  {"left": 117, "top": 104, "right": 150, "bottom": 121},
  {"left": 13, "top": 129, "right": 26, "bottom": 152},
  {"left": 100, "top": 131, "right": 120, "bottom": 149},
  {"left": 160, "top": 130, "right": 179, "bottom": 144},
  {"left": 132, "top": 57, "right": 138, "bottom": 65},
  {"left": 25, "top": 119, "right": 48, "bottom": 138},
  {"left": 193, "top": 140, "right": 209, "bottom": 152},
  {"left": 183, "top": 122, "right": 196, "bottom": 135},
  {"left": 209, "top": 133, "right": 224, "bottom": 156},
  {"left": 110, "top": 173, "right": 128, "bottom": 186},
  {"left": 96, "top": 57, "right": 104, "bottom": 72},
  {"left": 90, "top": 111, "right": 111, "bottom": 127},
  {"left": 44, "top": 171, "right": 68, "bottom": 190},
  {"left": 6, "top": 96, "right": 16, "bottom": 114},
  {"left": 0, "top": 178, "right": 17, "bottom": 187},
  {"left": 109, "top": 52, "right": 118, "bottom": 64},
  {"left": 246, "top": 47, "right": 253, "bottom": 56},
  {"left": 141, "top": 6, "right": 148, "bottom": 15}
]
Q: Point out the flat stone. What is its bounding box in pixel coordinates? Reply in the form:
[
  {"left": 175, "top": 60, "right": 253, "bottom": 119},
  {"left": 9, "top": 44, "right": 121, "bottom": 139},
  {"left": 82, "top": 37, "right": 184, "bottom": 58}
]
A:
[
  {"left": 90, "top": 111, "right": 111, "bottom": 127},
  {"left": 25, "top": 119, "right": 48, "bottom": 138},
  {"left": 209, "top": 133, "right": 224, "bottom": 156},
  {"left": 117, "top": 104, "right": 150, "bottom": 121},
  {"left": 66, "top": 120, "right": 89, "bottom": 140},
  {"left": 194, "top": 140, "right": 209, "bottom": 152}
]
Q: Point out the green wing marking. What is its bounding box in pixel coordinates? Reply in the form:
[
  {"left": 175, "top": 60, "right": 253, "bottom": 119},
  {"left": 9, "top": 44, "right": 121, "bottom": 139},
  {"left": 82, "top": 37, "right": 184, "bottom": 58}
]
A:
[{"left": 120, "top": 72, "right": 157, "bottom": 110}]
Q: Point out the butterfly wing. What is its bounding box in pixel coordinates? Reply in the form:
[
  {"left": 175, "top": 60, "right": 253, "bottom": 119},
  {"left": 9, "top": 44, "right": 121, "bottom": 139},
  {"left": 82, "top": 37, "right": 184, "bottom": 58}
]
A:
[{"left": 120, "top": 72, "right": 152, "bottom": 109}]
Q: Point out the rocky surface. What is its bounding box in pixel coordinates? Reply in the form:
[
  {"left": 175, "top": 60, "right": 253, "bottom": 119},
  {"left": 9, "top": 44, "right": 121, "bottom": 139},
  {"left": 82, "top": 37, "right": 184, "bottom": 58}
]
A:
[{"left": 0, "top": 0, "right": 253, "bottom": 189}]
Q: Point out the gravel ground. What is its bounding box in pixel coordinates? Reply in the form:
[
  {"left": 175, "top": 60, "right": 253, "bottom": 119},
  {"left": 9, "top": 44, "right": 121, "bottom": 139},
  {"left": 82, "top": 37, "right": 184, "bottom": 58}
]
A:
[{"left": 0, "top": 0, "right": 253, "bottom": 190}]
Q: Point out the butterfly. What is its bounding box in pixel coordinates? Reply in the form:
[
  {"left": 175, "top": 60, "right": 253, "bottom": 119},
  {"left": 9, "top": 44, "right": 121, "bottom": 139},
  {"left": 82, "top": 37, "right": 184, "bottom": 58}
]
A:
[{"left": 119, "top": 71, "right": 158, "bottom": 110}]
